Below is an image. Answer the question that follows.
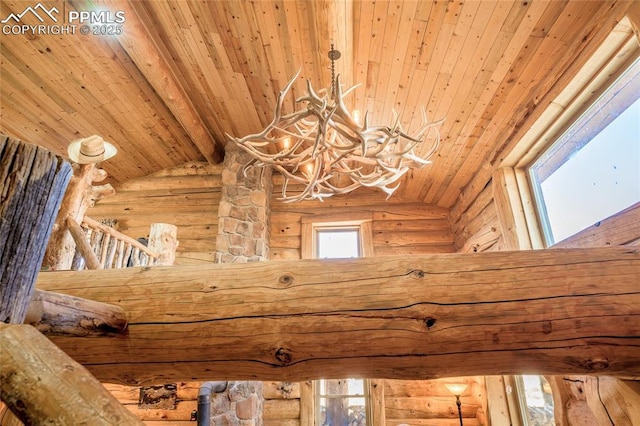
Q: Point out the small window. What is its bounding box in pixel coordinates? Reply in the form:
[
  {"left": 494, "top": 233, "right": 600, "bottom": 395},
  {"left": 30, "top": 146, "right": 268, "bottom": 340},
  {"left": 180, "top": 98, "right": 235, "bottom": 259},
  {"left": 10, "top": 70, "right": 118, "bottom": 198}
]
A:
[
  {"left": 316, "top": 228, "right": 360, "bottom": 258},
  {"left": 316, "top": 378, "right": 369, "bottom": 426},
  {"left": 529, "top": 56, "right": 640, "bottom": 245},
  {"left": 301, "top": 215, "right": 373, "bottom": 259}
]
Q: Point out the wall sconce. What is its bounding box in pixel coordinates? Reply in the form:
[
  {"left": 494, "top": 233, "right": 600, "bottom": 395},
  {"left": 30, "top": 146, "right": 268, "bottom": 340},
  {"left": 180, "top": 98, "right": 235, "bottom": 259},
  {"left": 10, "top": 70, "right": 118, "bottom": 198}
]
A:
[{"left": 445, "top": 383, "right": 468, "bottom": 426}]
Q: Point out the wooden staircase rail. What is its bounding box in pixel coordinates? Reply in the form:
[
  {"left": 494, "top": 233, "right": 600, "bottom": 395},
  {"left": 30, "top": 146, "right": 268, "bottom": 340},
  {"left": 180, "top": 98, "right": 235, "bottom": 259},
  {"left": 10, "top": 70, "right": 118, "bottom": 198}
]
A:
[{"left": 80, "top": 216, "right": 159, "bottom": 268}]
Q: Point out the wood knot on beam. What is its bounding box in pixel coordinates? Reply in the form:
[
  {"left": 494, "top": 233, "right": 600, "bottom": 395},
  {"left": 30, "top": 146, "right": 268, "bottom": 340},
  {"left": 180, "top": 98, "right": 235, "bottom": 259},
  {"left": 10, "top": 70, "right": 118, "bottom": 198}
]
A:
[
  {"left": 410, "top": 269, "right": 426, "bottom": 278},
  {"left": 568, "top": 357, "right": 611, "bottom": 371},
  {"left": 585, "top": 358, "right": 610, "bottom": 371},
  {"left": 274, "top": 347, "right": 293, "bottom": 366},
  {"left": 424, "top": 317, "right": 437, "bottom": 329},
  {"left": 278, "top": 274, "right": 294, "bottom": 286}
]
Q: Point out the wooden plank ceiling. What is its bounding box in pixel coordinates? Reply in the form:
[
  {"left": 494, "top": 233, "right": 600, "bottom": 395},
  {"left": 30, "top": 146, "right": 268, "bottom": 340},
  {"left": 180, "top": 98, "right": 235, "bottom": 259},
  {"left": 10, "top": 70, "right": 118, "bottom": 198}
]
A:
[{"left": 0, "top": 0, "right": 634, "bottom": 207}]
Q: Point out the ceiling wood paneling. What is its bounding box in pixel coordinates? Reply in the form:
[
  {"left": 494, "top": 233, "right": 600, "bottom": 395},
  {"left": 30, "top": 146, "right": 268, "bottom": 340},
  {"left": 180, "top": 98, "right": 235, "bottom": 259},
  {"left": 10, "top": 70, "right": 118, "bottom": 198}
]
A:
[{"left": 1, "top": 0, "right": 637, "bottom": 207}]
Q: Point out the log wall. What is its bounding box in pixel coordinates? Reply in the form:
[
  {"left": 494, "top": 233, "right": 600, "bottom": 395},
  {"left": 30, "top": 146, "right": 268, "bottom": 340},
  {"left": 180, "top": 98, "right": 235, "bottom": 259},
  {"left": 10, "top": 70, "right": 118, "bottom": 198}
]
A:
[
  {"left": 451, "top": 180, "right": 503, "bottom": 253},
  {"left": 270, "top": 184, "right": 455, "bottom": 260},
  {"left": 103, "top": 382, "right": 200, "bottom": 425},
  {"left": 88, "top": 162, "right": 222, "bottom": 265},
  {"left": 384, "top": 378, "right": 487, "bottom": 426}
]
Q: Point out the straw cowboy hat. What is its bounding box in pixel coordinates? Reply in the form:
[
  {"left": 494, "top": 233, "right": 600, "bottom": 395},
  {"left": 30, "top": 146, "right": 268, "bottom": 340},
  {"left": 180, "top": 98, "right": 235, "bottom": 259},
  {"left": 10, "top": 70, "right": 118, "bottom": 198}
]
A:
[{"left": 67, "top": 135, "right": 117, "bottom": 164}]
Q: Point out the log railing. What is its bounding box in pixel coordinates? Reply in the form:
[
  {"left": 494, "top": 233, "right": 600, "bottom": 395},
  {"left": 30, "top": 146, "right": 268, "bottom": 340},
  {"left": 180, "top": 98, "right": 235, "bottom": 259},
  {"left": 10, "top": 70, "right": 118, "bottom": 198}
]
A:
[{"left": 71, "top": 216, "right": 160, "bottom": 270}]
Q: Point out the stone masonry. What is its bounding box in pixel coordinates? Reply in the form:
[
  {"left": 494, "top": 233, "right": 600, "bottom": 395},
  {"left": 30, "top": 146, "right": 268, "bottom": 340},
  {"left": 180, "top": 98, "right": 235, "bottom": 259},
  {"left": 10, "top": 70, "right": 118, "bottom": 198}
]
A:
[
  {"left": 215, "top": 143, "right": 272, "bottom": 263},
  {"left": 211, "top": 142, "right": 271, "bottom": 425}
]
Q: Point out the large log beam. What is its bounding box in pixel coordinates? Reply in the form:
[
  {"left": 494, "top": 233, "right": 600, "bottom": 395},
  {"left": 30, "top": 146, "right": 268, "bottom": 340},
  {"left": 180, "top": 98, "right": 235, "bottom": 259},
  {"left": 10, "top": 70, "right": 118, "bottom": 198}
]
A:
[
  {"left": 0, "top": 323, "right": 143, "bottom": 425},
  {"left": 35, "top": 247, "right": 640, "bottom": 385}
]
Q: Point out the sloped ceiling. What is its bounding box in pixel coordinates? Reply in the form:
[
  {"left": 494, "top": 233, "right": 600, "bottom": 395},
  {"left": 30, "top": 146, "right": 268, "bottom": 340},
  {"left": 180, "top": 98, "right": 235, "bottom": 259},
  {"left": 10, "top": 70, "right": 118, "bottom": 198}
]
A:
[{"left": 1, "top": 0, "right": 636, "bottom": 207}]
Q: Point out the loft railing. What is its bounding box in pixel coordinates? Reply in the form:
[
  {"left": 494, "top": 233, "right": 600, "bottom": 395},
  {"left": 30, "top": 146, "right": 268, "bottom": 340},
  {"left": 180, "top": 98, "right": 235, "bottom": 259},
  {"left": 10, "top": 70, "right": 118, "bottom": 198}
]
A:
[{"left": 67, "top": 216, "right": 160, "bottom": 270}]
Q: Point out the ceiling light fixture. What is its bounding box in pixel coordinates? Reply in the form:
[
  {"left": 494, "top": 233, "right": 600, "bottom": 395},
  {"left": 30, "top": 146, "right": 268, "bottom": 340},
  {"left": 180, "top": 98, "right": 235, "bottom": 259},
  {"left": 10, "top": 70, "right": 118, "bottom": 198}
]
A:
[{"left": 228, "top": 45, "right": 444, "bottom": 202}]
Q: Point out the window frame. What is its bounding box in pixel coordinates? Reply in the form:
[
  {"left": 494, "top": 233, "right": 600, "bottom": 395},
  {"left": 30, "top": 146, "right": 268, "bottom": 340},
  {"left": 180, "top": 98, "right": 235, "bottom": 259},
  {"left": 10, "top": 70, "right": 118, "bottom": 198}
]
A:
[
  {"left": 314, "top": 378, "right": 371, "bottom": 426},
  {"left": 527, "top": 55, "right": 640, "bottom": 246},
  {"left": 301, "top": 213, "right": 374, "bottom": 259},
  {"left": 499, "top": 16, "right": 640, "bottom": 249}
]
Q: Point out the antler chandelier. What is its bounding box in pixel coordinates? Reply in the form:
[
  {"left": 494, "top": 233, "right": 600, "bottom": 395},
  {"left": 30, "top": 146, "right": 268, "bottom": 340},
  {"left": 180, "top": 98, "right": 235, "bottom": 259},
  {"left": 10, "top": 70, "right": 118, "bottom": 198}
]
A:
[{"left": 228, "top": 46, "right": 444, "bottom": 202}]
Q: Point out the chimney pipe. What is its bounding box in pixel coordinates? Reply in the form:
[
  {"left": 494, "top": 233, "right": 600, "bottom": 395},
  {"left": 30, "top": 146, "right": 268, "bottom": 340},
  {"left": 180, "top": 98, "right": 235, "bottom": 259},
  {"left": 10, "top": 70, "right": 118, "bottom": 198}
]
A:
[{"left": 197, "top": 381, "right": 228, "bottom": 426}]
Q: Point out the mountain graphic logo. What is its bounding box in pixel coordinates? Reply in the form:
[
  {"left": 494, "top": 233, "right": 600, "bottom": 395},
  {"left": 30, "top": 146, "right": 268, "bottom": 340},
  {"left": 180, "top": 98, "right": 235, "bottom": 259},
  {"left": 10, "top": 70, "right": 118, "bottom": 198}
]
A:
[{"left": 1, "top": 3, "right": 59, "bottom": 24}]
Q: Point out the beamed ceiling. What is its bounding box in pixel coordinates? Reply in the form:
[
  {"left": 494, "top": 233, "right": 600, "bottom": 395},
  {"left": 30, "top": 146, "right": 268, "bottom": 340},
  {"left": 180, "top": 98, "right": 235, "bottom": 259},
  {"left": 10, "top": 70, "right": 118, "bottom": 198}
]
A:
[{"left": 1, "top": 0, "right": 637, "bottom": 208}]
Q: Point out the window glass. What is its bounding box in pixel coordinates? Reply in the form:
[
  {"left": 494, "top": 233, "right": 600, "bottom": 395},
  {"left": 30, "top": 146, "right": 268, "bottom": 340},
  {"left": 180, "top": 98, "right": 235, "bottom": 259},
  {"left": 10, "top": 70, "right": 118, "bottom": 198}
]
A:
[
  {"left": 317, "top": 378, "right": 368, "bottom": 426},
  {"left": 529, "top": 57, "right": 640, "bottom": 244},
  {"left": 316, "top": 229, "right": 360, "bottom": 258},
  {"left": 521, "top": 375, "right": 555, "bottom": 426}
]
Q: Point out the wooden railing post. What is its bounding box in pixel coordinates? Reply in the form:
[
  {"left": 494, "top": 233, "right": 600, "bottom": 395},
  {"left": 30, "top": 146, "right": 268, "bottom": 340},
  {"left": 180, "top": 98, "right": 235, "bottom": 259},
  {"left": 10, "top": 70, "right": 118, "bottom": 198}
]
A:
[
  {"left": 148, "top": 223, "right": 179, "bottom": 266},
  {"left": 42, "top": 163, "right": 115, "bottom": 271}
]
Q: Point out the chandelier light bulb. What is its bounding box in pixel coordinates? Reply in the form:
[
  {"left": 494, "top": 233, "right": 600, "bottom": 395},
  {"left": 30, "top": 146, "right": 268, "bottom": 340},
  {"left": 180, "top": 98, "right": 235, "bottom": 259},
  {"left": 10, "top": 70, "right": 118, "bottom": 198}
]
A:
[
  {"left": 352, "top": 109, "right": 361, "bottom": 125},
  {"left": 282, "top": 136, "right": 291, "bottom": 150}
]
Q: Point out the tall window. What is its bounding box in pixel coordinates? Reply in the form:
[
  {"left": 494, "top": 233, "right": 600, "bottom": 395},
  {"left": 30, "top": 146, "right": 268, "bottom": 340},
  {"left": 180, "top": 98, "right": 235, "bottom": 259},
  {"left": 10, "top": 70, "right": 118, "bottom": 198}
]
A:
[
  {"left": 302, "top": 216, "right": 373, "bottom": 425},
  {"left": 529, "top": 56, "right": 640, "bottom": 245},
  {"left": 516, "top": 375, "right": 555, "bottom": 426}
]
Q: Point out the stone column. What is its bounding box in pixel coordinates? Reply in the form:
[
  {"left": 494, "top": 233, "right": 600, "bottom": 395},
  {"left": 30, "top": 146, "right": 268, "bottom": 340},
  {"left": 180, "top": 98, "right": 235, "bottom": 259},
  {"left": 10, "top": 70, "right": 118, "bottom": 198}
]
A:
[
  {"left": 212, "top": 143, "right": 271, "bottom": 425},
  {"left": 215, "top": 143, "right": 272, "bottom": 263}
]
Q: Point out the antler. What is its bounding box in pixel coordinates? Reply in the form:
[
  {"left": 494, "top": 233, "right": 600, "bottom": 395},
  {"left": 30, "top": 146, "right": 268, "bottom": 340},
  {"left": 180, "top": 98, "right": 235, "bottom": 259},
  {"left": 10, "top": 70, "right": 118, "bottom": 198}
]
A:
[{"left": 228, "top": 72, "right": 443, "bottom": 202}]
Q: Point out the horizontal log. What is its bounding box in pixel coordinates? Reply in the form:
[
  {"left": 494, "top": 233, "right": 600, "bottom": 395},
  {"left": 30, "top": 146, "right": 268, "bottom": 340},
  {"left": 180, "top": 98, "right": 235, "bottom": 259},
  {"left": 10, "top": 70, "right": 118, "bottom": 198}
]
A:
[
  {"left": 264, "top": 420, "right": 300, "bottom": 426},
  {"left": 269, "top": 248, "right": 301, "bottom": 260},
  {"left": 386, "top": 419, "right": 480, "bottom": 426},
  {"left": 116, "top": 175, "right": 222, "bottom": 192},
  {"left": 263, "top": 382, "right": 301, "bottom": 400},
  {"left": 386, "top": 396, "right": 478, "bottom": 419},
  {"left": 90, "top": 201, "right": 220, "bottom": 217},
  {"left": 122, "top": 400, "right": 196, "bottom": 421},
  {"left": 272, "top": 204, "right": 449, "bottom": 221},
  {"left": 554, "top": 202, "right": 640, "bottom": 248},
  {"left": 35, "top": 247, "right": 640, "bottom": 385},
  {"left": 93, "top": 187, "right": 221, "bottom": 205},
  {"left": 384, "top": 379, "right": 475, "bottom": 398},
  {"left": 263, "top": 399, "right": 300, "bottom": 420},
  {"left": 104, "top": 381, "right": 200, "bottom": 403},
  {"left": 373, "top": 218, "right": 452, "bottom": 232},
  {"left": 25, "top": 289, "right": 127, "bottom": 336},
  {"left": 174, "top": 251, "right": 216, "bottom": 265},
  {"left": 373, "top": 243, "right": 455, "bottom": 256},
  {"left": 372, "top": 229, "right": 454, "bottom": 246}
]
